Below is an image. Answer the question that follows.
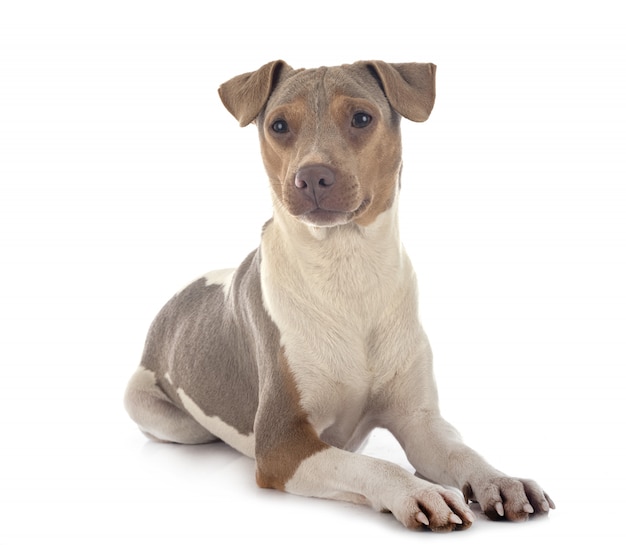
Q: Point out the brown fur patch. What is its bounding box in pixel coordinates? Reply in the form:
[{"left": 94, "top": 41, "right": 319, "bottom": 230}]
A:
[
  {"left": 259, "top": 95, "right": 309, "bottom": 206},
  {"left": 255, "top": 348, "right": 329, "bottom": 490}
]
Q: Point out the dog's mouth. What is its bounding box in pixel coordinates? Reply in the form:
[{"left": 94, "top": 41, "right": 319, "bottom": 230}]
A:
[
  {"left": 300, "top": 199, "right": 371, "bottom": 227},
  {"left": 301, "top": 208, "right": 351, "bottom": 227}
]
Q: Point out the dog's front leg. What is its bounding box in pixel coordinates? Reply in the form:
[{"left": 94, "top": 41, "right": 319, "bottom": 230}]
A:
[
  {"left": 386, "top": 399, "right": 555, "bottom": 522},
  {"left": 253, "top": 349, "right": 474, "bottom": 532}
]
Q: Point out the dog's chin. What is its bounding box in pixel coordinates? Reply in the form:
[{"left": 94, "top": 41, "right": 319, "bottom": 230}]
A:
[
  {"left": 299, "top": 209, "right": 352, "bottom": 228},
  {"left": 298, "top": 200, "right": 370, "bottom": 228}
]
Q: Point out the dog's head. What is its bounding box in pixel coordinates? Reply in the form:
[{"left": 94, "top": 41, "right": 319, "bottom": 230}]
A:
[{"left": 219, "top": 61, "right": 436, "bottom": 228}]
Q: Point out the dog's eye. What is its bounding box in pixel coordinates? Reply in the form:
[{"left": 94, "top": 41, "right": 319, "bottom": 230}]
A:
[
  {"left": 352, "top": 112, "right": 372, "bottom": 128},
  {"left": 271, "top": 119, "right": 289, "bottom": 133}
]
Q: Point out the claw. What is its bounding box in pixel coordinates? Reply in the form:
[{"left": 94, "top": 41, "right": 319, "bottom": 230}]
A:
[
  {"left": 450, "top": 514, "right": 463, "bottom": 525},
  {"left": 523, "top": 503, "right": 534, "bottom": 514},
  {"left": 417, "top": 512, "right": 429, "bottom": 526},
  {"left": 495, "top": 501, "right": 504, "bottom": 517}
]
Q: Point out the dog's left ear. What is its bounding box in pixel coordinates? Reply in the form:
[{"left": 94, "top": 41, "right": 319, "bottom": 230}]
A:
[
  {"left": 218, "top": 60, "right": 293, "bottom": 127},
  {"left": 361, "top": 61, "right": 436, "bottom": 122}
]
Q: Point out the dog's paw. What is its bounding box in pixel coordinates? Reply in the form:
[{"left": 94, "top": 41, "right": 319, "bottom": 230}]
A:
[
  {"left": 463, "top": 476, "right": 555, "bottom": 522},
  {"left": 391, "top": 486, "right": 475, "bottom": 532}
]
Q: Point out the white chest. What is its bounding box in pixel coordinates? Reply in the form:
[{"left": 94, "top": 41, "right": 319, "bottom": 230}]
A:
[{"left": 259, "top": 210, "right": 422, "bottom": 443}]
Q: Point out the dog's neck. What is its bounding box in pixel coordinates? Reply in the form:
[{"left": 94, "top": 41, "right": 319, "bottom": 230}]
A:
[{"left": 263, "top": 191, "right": 409, "bottom": 297}]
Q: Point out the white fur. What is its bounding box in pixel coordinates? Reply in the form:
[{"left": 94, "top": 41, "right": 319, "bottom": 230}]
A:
[
  {"left": 285, "top": 447, "right": 470, "bottom": 528},
  {"left": 260, "top": 196, "right": 436, "bottom": 447},
  {"left": 203, "top": 268, "right": 235, "bottom": 296},
  {"left": 125, "top": 367, "right": 214, "bottom": 444},
  {"left": 175, "top": 268, "right": 235, "bottom": 296}
]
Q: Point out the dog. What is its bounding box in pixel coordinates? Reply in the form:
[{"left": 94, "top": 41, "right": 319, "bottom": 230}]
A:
[{"left": 124, "top": 60, "right": 555, "bottom": 532}]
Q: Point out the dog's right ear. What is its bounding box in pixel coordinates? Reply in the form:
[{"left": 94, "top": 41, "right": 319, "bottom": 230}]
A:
[{"left": 218, "top": 60, "right": 292, "bottom": 127}]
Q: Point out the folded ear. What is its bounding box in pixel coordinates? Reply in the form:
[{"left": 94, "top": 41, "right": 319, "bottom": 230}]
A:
[
  {"left": 361, "top": 61, "right": 436, "bottom": 122},
  {"left": 218, "top": 60, "right": 292, "bottom": 127}
]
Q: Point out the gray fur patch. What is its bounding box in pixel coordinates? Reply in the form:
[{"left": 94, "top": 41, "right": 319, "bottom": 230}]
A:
[{"left": 138, "top": 250, "right": 278, "bottom": 438}]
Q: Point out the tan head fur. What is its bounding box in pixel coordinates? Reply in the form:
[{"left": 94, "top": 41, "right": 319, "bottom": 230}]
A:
[{"left": 219, "top": 60, "right": 436, "bottom": 228}]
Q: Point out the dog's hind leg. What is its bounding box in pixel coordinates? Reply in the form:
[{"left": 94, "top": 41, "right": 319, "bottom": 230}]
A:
[{"left": 124, "top": 366, "right": 217, "bottom": 445}]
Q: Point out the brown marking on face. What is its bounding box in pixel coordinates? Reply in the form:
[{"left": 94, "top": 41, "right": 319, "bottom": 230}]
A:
[
  {"left": 257, "top": 66, "right": 403, "bottom": 227},
  {"left": 331, "top": 93, "right": 402, "bottom": 227},
  {"left": 255, "top": 347, "right": 329, "bottom": 490},
  {"left": 258, "top": 95, "right": 309, "bottom": 209}
]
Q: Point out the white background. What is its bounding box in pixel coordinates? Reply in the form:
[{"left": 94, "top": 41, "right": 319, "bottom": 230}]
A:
[{"left": 1, "top": 1, "right": 625, "bottom": 543}]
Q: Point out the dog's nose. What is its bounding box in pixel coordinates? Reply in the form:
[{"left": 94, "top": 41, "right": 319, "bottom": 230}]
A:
[{"left": 294, "top": 165, "right": 336, "bottom": 202}]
